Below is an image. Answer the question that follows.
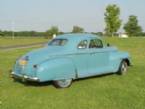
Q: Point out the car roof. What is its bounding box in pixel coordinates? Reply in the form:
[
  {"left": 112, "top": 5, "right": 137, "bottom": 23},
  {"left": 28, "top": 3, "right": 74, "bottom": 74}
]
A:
[
  {"left": 54, "top": 33, "right": 102, "bottom": 50},
  {"left": 56, "top": 33, "right": 101, "bottom": 41}
]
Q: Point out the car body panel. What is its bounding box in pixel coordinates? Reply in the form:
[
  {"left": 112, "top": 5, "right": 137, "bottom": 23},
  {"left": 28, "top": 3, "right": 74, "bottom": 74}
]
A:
[
  {"left": 12, "top": 33, "right": 131, "bottom": 82},
  {"left": 37, "top": 57, "right": 76, "bottom": 81}
]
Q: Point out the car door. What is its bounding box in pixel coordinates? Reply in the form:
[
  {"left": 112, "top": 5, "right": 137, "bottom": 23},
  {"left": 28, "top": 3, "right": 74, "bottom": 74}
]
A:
[
  {"left": 87, "top": 38, "right": 111, "bottom": 76},
  {"left": 72, "top": 40, "right": 90, "bottom": 78}
]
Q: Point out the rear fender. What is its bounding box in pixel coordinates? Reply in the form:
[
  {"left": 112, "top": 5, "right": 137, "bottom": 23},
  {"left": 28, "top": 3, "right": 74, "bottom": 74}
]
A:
[{"left": 37, "top": 57, "right": 76, "bottom": 82}]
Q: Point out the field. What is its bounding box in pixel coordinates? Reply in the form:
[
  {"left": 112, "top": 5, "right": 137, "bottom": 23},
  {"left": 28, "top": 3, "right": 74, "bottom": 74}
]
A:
[
  {"left": 0, "top": 37, "right": 48, "bottom": 47},
  {"left": 0, "top": 37, "right": 145, "bottom": 109}
]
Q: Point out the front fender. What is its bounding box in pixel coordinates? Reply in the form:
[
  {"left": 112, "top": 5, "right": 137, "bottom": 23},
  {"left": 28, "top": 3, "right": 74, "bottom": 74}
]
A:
[{"left": 36, "top": 57, "right": 76, "bottom": 82}]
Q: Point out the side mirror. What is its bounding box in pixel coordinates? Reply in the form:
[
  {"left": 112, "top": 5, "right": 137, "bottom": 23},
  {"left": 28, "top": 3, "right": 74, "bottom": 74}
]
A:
[{"left": 107, "top": 43, "right": 110, "bottom": 47}]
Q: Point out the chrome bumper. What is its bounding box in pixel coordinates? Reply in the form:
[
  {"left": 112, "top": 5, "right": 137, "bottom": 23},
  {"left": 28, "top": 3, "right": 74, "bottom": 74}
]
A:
[{"left": 11, "top": 72, "right": 39, "bottom": 82}]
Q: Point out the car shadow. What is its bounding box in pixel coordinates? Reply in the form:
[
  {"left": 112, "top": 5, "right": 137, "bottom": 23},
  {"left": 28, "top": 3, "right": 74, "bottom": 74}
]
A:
[
  {"left": 13, "top": 79, "right": 53, "bottom": 87},
  {"left": 10, "top": 75, "right": 53, "bottom": 87},
  {"left": 11, "top": 71, "right": 116, "bottom": 87},
  {"left": 75, "top": 73, "right": 116, "bottom": 82},
  {"left": 9, "top": 69, "right": 53, "bottom": 87},
  {"left": 25, "top": 81, "right": 53, "bottom": 87}
]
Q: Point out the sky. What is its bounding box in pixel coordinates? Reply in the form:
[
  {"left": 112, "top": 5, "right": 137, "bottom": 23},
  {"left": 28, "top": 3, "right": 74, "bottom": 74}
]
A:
[{"left": 0, "top": 0, "right": 145, "bottom": 32}]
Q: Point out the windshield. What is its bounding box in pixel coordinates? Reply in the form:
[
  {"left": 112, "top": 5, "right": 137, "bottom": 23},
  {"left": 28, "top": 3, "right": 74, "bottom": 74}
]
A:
[{"left": 48, "top": 39, "right": 68, "bottom": 46}]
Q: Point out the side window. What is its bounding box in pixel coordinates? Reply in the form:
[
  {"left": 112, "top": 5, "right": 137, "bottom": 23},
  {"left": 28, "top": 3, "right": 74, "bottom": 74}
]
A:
[
  {"left": 89, "top": 39, "right": 103, "bottom": 48},
  {"left": 78, "top": 40, "right": 88, "bottom": 49}
]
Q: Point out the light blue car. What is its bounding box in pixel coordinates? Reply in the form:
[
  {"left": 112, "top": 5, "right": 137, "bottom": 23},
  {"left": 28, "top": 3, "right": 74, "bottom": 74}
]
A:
[{"left": 12, "top": 34, "right": 131, "bottom": 88}]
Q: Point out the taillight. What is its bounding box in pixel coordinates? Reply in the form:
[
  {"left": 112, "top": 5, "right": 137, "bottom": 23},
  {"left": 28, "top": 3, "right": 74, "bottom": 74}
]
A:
[
  {"left": 19, "top": 60, "right": 27, "bottom": 66},
  {"left": 18, "top": 56, "right": 29, "bottom": 66}
]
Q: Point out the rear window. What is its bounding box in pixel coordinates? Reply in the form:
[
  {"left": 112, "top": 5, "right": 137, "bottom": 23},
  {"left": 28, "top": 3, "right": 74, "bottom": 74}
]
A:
[{"left": 48, "top": 39, "right": 68, "bottom": 46}]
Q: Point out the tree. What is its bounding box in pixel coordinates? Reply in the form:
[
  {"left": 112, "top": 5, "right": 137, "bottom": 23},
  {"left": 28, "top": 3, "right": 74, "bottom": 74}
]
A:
[
  {"left": 140, "top": 32, "right": 145, "bottom": 37},
  {"left": 0, "top": 30, "right": 4, "bottom": 36},
  {"left": 72, "top": 26, "right": 84, "bottom": 33},
  {"left": 92, "top": 32, "right": 103, "bottom": 36},
  {"left": 46, "top": 26, "right": 59, "bottom": 38},
  {"left": 104, "top": 4, "right": 122, "bottom": 36},
  {"left": 124, "top": 15, "right": 142, "bottom": 36}
]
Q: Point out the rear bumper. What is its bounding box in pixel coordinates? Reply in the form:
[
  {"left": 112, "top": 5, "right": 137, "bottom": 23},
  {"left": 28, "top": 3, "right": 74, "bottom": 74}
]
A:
[{"left": 11, "top": 72, "right": 40, "bottom": 82}]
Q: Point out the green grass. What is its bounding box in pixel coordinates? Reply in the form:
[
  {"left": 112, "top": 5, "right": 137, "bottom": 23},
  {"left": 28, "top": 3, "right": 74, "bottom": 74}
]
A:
[
  {"left": 0, "top": 37, "right": 145, "bottom": 109},
  {"left": 0, "top": 37, "right": 48, "bottom": 46}
]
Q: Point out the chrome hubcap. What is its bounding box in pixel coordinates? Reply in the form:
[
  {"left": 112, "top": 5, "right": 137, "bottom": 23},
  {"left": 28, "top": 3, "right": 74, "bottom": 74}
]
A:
[
  {"left": 121, "top": 62, "right": 127, "bottom": 73},
  {"left": 58, "top": 79, "right": 72, "bottom": 87}
]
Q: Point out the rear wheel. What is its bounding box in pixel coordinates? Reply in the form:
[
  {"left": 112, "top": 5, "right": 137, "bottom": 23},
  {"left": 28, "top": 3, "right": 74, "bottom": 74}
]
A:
[
  {"left": 53, "top": 79, "right": 72, "bottom": 88},
  {"left": 118, "top": 60, "right": 128, "bottom": 75}
]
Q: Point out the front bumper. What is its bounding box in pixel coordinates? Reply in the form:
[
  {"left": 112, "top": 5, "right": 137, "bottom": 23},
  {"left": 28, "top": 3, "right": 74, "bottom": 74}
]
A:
[{"left": 11, "top": 72, "right": 40, "bottom": 82}]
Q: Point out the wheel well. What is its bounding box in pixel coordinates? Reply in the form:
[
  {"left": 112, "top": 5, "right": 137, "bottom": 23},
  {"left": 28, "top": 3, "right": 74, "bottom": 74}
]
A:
[{"left": 123, "top": 59, "right": 130, "bottom": 66}]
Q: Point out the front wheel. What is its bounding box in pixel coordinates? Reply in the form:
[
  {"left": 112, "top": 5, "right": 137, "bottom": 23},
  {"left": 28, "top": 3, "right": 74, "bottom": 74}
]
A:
[
  {"left": 118, "top": 60, "right": 128, "bottom": 75},
  {"left": 53, "top": 79, "right": 72, "bottom": 88}
]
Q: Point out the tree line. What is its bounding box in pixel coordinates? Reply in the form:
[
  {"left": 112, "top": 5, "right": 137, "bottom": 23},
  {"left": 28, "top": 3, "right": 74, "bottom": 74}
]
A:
[
  {"left": 0, "top": 4, "right": 144, "bottom": 38},
  {"left": 0, "top": 26, "right": 85, "bottom": 38}
]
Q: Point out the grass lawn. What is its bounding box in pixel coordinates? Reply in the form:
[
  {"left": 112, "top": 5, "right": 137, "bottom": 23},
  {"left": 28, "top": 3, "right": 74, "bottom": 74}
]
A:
[
  {"left": 0, "top": 37, "right": 48, "bottom": 47},
  {"left": 0, "top": 37, "right": 145, "bottom": 109}
]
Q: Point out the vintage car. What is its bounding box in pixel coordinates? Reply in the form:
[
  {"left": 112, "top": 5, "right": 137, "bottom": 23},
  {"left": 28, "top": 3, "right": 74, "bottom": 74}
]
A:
[{"left": 11, "top": 34, "right": 131, "bottom": 88}]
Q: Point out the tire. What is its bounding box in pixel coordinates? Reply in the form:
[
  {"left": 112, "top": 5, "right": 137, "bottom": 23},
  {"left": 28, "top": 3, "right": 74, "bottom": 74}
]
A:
[
  {"left": 118, "top": 60, "right": 128, "bottom": 75},
  {"left": 53, "top": 79, "right": 72, "bottom": 88}
]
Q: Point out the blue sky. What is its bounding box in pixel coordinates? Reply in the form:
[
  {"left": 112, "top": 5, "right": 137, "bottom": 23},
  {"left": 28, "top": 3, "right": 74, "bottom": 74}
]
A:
[{"left": 0, "top": 0, "right": 145, "bottom": 32}]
